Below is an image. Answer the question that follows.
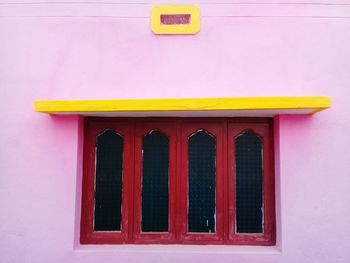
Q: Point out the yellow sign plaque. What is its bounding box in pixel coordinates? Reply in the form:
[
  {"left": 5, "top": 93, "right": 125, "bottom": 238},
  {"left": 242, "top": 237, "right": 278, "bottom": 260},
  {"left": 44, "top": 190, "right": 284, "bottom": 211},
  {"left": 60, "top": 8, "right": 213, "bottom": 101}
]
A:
[{"left": 151, "top": 5, "right": 201, "bottom": 35}]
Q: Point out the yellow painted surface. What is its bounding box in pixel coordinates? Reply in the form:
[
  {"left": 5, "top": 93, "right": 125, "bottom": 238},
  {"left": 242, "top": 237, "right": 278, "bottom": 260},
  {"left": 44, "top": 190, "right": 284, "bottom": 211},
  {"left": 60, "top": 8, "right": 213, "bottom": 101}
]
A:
[
  {"left": 151, "top": 5, "right": 200, "bottom": 35},
  {"left": 34, "top": 97, "right": 331, "bottom": 114}
]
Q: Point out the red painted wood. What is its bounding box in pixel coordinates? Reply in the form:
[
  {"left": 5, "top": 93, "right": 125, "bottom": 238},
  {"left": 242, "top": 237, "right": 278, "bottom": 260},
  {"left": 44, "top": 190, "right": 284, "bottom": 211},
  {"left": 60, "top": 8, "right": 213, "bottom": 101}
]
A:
[
  {"left": 80, "top": 117, "right": 275, "bottom": 245},
  {"left": 80, "top": 119, "right": 132, "bottom": 244},
  {"left": 179, "top": 121, "right": 224, "bottom": 244},
  {"left": 222, "top": 120, "right": 229, "bottom": 242},
  {"left": 175, "top": 119, "right": 182, "bottom": 242},
  {"left": 133, "top": 121, "right": 177, "bottom": 244},
  {"left": 227, "top": 120, "right": 276, "bottom": 245}
]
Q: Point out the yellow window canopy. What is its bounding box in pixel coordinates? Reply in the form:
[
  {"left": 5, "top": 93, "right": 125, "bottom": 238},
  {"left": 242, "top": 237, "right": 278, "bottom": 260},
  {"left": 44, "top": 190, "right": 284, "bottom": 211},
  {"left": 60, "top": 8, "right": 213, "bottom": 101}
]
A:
[{"left": 34, "top": 97, "right": 330, "bottom": 117}]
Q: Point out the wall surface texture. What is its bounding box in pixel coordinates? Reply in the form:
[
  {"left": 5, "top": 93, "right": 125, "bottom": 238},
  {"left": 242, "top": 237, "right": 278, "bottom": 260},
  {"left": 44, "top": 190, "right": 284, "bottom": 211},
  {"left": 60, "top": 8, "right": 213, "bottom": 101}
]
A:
[{"left": 1, "top": 1, "right": 350, "bottom": 262}]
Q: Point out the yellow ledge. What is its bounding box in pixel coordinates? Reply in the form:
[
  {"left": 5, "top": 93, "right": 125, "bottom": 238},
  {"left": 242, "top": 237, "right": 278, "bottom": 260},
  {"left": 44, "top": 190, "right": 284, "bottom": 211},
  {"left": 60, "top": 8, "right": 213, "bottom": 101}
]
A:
[{"left": 34, "top": 97, "right": 331, "bottom": 117}]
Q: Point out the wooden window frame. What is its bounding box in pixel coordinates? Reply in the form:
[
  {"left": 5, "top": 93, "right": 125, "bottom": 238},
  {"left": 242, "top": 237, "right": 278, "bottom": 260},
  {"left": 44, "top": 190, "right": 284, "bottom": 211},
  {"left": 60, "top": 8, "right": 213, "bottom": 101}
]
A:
[
  {"left": 133, "top": 121, "right": 177, "bottom": 244},
  {"left": 227, "top": 121, "right": 275, "bottom": 245},
  {"left": 179, "top": 120, "right": 225, "bottom": 244},
  {"left": 80, "top": 120, "right": 133, "bottom": 244},
  {"left": 80, "top": 117, "right": 275, "bottom": 245}
]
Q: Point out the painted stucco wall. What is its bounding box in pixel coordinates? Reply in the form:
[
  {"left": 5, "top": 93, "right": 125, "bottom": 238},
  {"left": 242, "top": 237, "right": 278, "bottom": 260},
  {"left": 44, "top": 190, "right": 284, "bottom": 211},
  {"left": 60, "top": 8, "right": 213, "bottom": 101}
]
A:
[{"left": 1, "top": 1, "right": 350, "bottom": 262}]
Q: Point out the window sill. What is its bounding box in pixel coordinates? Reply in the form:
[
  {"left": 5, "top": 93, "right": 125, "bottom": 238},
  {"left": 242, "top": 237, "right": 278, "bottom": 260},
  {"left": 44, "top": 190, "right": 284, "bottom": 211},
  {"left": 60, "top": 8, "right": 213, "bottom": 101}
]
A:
[
  {"left": 74, "top": 244, "right": 281, "bottom": 255},
  {"left": 34, "top": 96, "right": 330, "bottom": 117}
]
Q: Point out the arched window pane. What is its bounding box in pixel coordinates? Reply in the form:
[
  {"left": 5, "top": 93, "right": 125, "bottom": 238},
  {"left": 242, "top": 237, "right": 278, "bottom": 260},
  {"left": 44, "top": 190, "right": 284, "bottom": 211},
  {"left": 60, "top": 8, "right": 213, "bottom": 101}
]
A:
[
  {"left": 94, "top": 130, "right": 123, "bottom": 231},
  {"left": 235, "top": 131, "right": 263, "bottom": 233},
  {"left": 142, "top": 131, "right": 169, "bottom": 232},
  {"left": 188, "top": 130, "right": 216, "bottom": 233}
]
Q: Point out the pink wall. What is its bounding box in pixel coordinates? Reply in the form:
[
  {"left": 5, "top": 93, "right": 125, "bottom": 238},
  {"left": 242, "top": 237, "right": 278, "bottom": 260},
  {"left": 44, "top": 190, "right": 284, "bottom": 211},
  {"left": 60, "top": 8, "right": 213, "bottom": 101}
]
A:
[{"left": 1, "top": 1, "right": 350, "bottom": 262}]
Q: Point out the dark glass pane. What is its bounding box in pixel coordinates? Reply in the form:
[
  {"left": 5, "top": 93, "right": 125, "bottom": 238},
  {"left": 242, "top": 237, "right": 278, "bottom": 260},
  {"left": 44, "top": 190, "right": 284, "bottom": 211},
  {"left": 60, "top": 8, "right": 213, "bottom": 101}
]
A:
[
  {"left": 142, "top": 131, "right": 169, "bottom": 232},
  {"left": 94, "top": 130, "right": 123, "bottom": 231},
  {"left": 188, "top": 130, "right": 216, "bottom": 233},
  {"left": 235, "top": 131, "right": 263, "bottom": 233}
]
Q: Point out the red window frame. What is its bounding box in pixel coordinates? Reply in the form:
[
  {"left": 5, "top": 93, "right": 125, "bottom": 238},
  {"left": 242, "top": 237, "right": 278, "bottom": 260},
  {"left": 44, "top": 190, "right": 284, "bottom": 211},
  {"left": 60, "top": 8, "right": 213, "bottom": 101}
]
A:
[
  {"left": 227, "top": 121, "right": 275, "bottom": 245},
  {"left": 179, "top": 120, "right": 225, "bottom": 244},
  {"left": 80, "top": 117, "right": 275, "bottom": 245},
  {"left": 80, "top": 119, "right": 133, "bottom": 244},
  {"left": 133, "top": 121, "right": 177, "bottom": 243}
]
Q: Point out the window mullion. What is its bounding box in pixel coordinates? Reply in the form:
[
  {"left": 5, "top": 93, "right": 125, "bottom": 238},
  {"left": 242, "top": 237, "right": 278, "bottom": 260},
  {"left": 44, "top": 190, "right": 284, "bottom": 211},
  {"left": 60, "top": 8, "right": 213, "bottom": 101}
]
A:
[
  {"left": 175, "top": 119, "right": 182, "bottom": 242},
  {"left": 128, "top": 120, "right": 136, "bottom": 243},
  {"left": 223, "top": 120, "right": 229, "bottom": 242}
]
